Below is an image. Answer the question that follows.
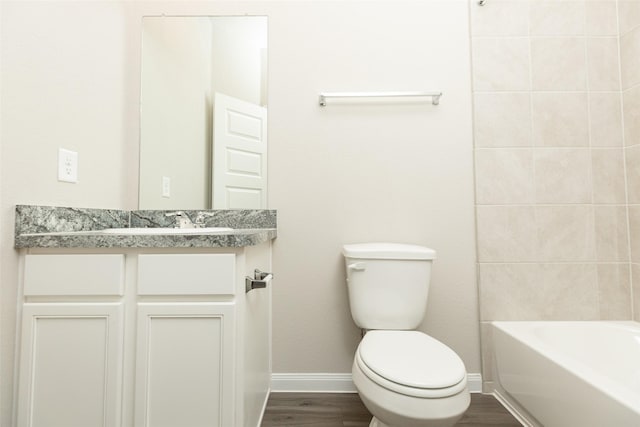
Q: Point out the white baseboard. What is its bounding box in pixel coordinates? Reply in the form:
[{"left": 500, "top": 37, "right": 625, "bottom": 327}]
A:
[
  {"left": 271, "top": 373, "right": 357, "bottom": 392},
  {"left": 271, "top": 373, "right": 483, "bottom": 394},
  {"left": 467, "top": 373, "right": 482, "bottom": 393}
]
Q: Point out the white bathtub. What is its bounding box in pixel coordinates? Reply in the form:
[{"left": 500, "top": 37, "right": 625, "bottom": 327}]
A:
[{"left": 491, "top": 321, "right": 640, "bottom": 427}]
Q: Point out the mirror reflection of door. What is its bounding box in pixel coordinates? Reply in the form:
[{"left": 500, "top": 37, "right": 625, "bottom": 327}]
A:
[
  {"left": 213, "top": 93, "right": 267, "bottom": 209},
  {"left": 139, "top": 16, "right": 268, "bottom": 210}
]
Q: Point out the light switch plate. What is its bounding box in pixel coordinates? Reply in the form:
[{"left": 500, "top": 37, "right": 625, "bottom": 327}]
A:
[
  {"left": 58, "top": 148, "right": 78, "bottom": 183},
  {"left": 162, "top": 176, "right": 171, "bottom": 198}
]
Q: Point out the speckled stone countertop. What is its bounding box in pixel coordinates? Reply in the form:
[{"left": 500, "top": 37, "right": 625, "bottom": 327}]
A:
[{"left": 15, "top": 205, "right": 277, "bottom": 249}]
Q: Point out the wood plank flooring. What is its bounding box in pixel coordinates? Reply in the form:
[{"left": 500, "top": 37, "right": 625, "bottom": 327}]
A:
[{"left": 261, "top": 392, "right": 522, "bottom": 427}]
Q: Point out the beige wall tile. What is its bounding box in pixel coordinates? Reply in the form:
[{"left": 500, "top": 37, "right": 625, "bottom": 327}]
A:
[
  {"left": 478, "top": 263, "right": 540, "bottom": 321},
  {"left": 625, "top": 145, "right": 640, "bottom": 203},
  {"left": 479, "top": 263, "right": 600, "bottom": 321},
  {"left": 475, "top": 149, "right": 534, "bottom": 204},
  {"left": 618, "top": 1, "right": 640, "bottom": 36},
  {"left": 592, "top": 149, "right": 626, "bottom": 203},
  {"left": 597, "top": 263, "right": 632, "bottom": 320},
  {"left": 629, "top": 206, "right": 640, "bottom": 263},
  {"left": 620, "top": 28, "right": 640, "bottom": 90},
  {"left": 479, "top": 322, "right": 495, "bottom": 384},
  {"left": 534, "top": 148, "right": 592, "bottom": 203},
  {"left": 472, "top": 0, "right": 636, "bottom": 330},
  {"left": 538, "top": 263, "right": 600, "bottom": 320},
  {"left": 472, "top": 38, "right": 531, "bottom": 91},
  {"left": 530, "top": 1, "right": 585, "bottom": 36},
  {"left": 532, "top": 92, "right": 588, "bottom": 147},
  {"left": 594, "top": 205, "right": 630, "bottom": 261},
  {"left": 474, "top": 93, "right": 532, "bottom": 148},
  {"left": 476, "top": 206, "right": 537, "bottom": 262},
  {"left": 586, "top": 1, "right": 620, "bottom": 36},
  {"left": 531, "top": 38, "right": 587, "bottom": 91},
  {"left": 623, "top": 85, "right": 640, "bottom": 147},
  {"left": 589, "top": 92, "right": 623, "bottom": 147},
  {"left": 587, "top": 38, "right": 621, "bottom": 91},
  {"left": 470, "top": 0, "right": 529, "bottom": 36},
  {"left": 633, "top": 263, "right": 640, "bottom": 321},
  {"left": 536, "top": 205, "right": 595, "bottom": 262}
]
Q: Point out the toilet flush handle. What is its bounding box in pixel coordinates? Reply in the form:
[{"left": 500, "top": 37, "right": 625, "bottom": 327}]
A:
[{"left": 347, "top": 262, "right": 366, "bottom": 273}]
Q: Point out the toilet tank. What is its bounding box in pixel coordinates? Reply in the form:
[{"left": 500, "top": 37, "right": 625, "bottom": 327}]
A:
[{"left": 342, "top": 243, "right": 436, "bottom": 330}]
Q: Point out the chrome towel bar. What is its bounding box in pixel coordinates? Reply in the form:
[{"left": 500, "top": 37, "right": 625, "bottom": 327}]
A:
[{"left": 318, "top": 91, "right": 442, "bottom": 107}]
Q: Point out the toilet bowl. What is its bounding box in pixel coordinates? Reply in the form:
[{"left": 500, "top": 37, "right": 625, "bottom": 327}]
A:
[
  {"left": 342, "top": 243, "right": 471, "bottom": 427},
  {"left": 352, "top": 330, "right": 470, "bottom": 427}
]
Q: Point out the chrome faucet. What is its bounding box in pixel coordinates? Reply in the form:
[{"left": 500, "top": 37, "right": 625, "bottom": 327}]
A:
[
  {"left": 194, "top": 211, "right": 216, "bottom": 228},
  {"left": 165, "top": 211, "right": 196, "bottom": 229}
]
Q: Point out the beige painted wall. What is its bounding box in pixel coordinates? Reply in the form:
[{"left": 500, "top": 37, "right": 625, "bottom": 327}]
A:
[
  {"left": 265, "top": 1, "right": 479, "bottom": 376},
  {"left": 1, "top": 1, "right": 479, "bottom": 423}
]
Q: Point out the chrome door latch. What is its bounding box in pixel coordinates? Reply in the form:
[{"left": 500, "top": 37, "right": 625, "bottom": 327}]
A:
[{"left": 245, "top": 269, "right": 273, "bottom": 293}]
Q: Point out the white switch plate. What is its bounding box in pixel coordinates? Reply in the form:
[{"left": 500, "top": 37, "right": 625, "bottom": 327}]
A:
[
  {"left": 58, "top": 148, "right": 78, "bottom": 183},
  {"left": 162, "top": 176, "right": 171, "bottom": 198}
]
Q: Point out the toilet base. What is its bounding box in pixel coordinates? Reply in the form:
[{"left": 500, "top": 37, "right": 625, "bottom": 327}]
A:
[{"left": 353, "top": 357, "right": 469, "bottom": 427}]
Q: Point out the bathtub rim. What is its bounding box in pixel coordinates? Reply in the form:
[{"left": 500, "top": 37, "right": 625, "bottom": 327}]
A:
[{"left": 491, "top": 320, "right": 640, "bottom": 424}]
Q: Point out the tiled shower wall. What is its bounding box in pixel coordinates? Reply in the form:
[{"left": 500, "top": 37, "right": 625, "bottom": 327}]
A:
[
  {"left": 470, "top": 0, "right": 635, "bottom": 386},
  {"left": 619, "top": 1, "right": 640, "bottom": 319}
]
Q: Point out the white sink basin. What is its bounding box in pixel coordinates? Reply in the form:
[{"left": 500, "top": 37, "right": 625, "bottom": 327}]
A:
[{"left": 101, "top": 227, "right": 233, "bottom": 235}]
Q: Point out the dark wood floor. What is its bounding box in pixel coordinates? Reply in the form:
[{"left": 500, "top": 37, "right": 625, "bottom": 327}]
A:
[{"left": 261, "top": 392, "right": 522, "bottom": 427}]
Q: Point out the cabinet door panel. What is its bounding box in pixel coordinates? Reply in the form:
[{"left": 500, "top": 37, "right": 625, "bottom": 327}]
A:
[
  {"left": 135, "top": 303, "right": 235, "bottom": 427},
  {"left": 17, "top": 303, "right": 123, "bottom": 427}
]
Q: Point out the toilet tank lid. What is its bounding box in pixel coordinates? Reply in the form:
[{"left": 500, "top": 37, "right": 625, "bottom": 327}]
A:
[{"left": 342, "top": 243, "right": 436, "bottom": 260}]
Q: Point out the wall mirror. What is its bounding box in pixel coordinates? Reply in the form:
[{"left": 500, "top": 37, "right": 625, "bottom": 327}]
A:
[{"left": 138, "top": 16, "right": 268, "bottom": 210}]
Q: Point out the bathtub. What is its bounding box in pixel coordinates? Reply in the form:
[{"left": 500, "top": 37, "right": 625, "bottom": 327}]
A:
[{"left": 491, "top": 321, "right": 640, "bottom": 427}]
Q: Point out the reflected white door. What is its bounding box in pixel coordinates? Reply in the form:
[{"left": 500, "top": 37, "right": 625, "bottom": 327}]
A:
[{"left": 213, "top": 93, "right": 267, "bottom": 209}]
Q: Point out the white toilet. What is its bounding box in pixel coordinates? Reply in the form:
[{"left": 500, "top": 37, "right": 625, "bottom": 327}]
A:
[{"left": 343, "top": 243, "right": 470, "bottom": 427}]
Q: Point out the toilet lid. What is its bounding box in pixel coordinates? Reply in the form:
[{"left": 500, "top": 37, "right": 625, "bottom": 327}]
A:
[{"left": 358, "top": 331, "right": 466, "bottom": 390}]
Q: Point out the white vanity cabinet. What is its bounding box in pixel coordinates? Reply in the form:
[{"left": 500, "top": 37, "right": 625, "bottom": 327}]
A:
[
  {"left": 134, "top": 302, "right": 235, "bottom": 427},
  {"left": 17, "top": 254, "right": 125, "bottom": 427},
  {"left": 15, "top": 245, "right": 272, "bottom": 427},
  {"left": 134, "top": 254, "right": 237, "bottom": 427}
]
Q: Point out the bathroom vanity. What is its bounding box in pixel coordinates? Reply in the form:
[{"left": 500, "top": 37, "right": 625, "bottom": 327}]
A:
[{"left": 13, "top": 205, "right": 276, "bottom": 427}]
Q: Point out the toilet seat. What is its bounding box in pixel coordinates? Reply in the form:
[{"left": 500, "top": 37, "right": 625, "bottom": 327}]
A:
[{"left": 356, "top": 330, "right": 467, "bottom": 398}]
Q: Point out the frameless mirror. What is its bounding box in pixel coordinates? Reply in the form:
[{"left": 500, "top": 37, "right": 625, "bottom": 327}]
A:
[{"left": 139, "top": 16, "right": 268, "bottom": 210}]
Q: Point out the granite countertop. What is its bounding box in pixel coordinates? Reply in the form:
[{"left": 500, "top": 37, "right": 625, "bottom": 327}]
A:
[{"left": 14, "top": 205, "right": 277, "bottom": 249}]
